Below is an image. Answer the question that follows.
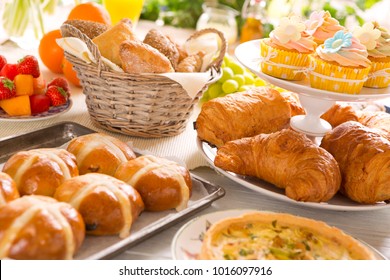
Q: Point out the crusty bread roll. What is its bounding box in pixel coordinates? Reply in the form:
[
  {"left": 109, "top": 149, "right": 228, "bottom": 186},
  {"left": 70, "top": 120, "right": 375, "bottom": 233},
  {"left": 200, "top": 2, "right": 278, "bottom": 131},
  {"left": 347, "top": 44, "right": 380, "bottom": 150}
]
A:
[
  {"left": 2, "top": 148, "right": 79, "bottom": 196},
  {"left": 0, "top": 172, "right": 19, "bottom": 205},
  {"left": 119, "top": 40, "right": 175, "bottom": 73},
  {"left": 92, "top": 18, "right": 138, "bottom": 66},
  {"left": 114, "top": 155, "right": 192, "bottom": 212},
  {"left": 143, "top": 28, "right": 179, "bottom": 69},
  {"left": 64, "top": 19, "right": 109, "bottom": 39},
  {"left": 66, "top": 133, "right": 136, "bottom": 176},
  {"left": 0, "top": 195, "right": 85, "bottom": 259},
  {"left": 54, "top": 173, "right": 144, "bottom": 238},
  {"left": 176, "top": 51, "right": 204, "bottom": 72}
]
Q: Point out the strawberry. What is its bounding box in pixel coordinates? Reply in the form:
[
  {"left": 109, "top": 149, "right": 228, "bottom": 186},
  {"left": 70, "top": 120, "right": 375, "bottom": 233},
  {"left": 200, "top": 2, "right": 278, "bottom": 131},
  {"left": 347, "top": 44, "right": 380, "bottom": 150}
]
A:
[
  {"left": 0, "top": 55, "right": 6, "bottom": 72},
  {"left": 47, "top": 77, "right": 70, "bottom": 93},
  {"left": 17, "top": 55, "right": 40, "bottom": 78},
  {"left": 0, "top": 64, "right": 18, "bottom": 80},
  {"left": 0, "top": 77, "right": 16, "bottom": 100},
  {"left": 29, "top": 94, "right": 51, "bottom": 114},
  {"left": 46, "top": 85, "right": 68, "bottom": 106}
]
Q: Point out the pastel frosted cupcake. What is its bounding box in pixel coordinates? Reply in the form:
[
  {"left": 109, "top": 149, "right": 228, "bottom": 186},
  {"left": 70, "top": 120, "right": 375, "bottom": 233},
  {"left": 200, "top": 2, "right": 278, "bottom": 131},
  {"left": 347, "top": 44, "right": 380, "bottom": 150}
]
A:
[
  {"left": 308, "top": 30, "right": 371, "bottom": 94},
  {"left": 353, "top": 22, "right": 390, "bottom": 88},
  {"left": 260, "top": 16, "right": 317, "bottom": 81},
  {"left": 305, "top": 11, "right": 344, "bottom": 45}
]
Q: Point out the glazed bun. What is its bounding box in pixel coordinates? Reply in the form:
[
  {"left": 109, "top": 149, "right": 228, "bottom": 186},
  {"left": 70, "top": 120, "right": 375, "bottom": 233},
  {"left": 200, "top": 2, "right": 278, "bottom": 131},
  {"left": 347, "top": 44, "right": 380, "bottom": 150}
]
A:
[
  {"left": 66, "top": 133, "right": 136, "bottom": 176},
  {"left": 0, "top": 195, "right": 85, "bottom": 260},
  {"left": 0, "top": 172, "right": 19, "bottom": 205},
  {"left": 2, "top": 148, "right": 79, "bottom": 196},
  {"left": 54, "top": 173, "right": 144, "bottom": 238},
  {"left": 115, "top": 155, "right": 192, "bottom": 212}
]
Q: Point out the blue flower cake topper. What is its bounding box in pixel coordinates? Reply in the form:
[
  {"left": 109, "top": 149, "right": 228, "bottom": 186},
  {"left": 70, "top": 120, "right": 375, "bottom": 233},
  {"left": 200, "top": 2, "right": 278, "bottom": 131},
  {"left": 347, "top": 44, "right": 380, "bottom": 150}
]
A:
[{"left": 323, "top": 30, "right": 353, "bottom": 53}]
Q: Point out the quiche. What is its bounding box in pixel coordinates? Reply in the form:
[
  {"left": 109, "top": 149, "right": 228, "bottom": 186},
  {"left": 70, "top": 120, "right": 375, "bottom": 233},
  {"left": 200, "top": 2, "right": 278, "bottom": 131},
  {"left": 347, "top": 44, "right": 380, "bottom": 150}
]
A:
[{"left": 198, "top": 211, "right": 377, "bottom": 260}]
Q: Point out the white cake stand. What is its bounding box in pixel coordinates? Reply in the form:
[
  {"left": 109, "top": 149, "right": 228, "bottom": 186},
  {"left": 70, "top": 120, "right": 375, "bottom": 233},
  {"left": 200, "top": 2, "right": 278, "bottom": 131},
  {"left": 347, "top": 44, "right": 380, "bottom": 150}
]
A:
[{"left": 235, "top": 40, "right": 390, "bottom": 137}]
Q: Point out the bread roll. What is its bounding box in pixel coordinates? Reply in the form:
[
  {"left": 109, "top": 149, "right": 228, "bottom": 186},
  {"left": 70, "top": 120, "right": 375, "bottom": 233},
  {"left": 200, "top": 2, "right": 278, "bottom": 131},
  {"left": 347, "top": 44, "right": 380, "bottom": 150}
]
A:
[
  {"left": 0, "top": 172, "right": 19, "bottom": 205},
  {"left": 64, "top": 19, "right": 109, "bottom": 39},
  {"left": 2, "top": 148, "right": 79, "bottom": 196},
  {"left": 0, "top": 195, "right": 85, "bottom": 259},
  {"left": 66, "top": 133, "right": 136, "bottom": 176},
  {"left": 92, "top": 18, "right": 137, "bottom": 66},
  {"left": 114, "top": 155, "right": 192, "bottom": 211},
  {"left": 119, "top": 40, "right": 174, "bottom": 73},
  {"left": 54, "top": 173, "right": 144, "bottom": 238}
]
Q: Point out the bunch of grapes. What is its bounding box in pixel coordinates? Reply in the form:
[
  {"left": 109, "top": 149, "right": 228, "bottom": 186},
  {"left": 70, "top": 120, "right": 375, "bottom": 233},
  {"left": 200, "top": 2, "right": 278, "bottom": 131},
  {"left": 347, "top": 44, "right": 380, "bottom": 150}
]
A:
[{"left": 201, "top": 55, "right": 267, "bottom": 103}]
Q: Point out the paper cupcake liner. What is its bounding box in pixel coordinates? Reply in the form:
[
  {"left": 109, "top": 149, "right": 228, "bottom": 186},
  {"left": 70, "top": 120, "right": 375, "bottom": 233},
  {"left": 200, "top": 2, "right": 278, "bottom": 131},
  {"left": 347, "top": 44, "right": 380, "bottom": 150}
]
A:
[
  {"left": 308, "top": 56, "right": 371, "bottom": 94},
  {"left": 260, "top": 40, "right": 310, "bottom": 81},
  {"left": 364, "top": 60, "right": 390, "bottom": 88}
]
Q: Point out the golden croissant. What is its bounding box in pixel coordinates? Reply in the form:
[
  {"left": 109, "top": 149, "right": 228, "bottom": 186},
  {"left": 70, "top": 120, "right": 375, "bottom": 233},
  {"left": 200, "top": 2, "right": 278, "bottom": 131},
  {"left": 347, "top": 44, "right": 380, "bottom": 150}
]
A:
[
  {"left": 321, "top": 102, "right": 360, "bottom": 128},
  {"left": 214, "top": 129, "right": 341, "bottom": 202},
  {"left": 358, "top": 111, "right": 390, "bottom": 141},
  {"left": 196, "top": 87, "right": 292, "bottom": 147},
  {"left": 320, "top": 121, "right": 390, "bottom": 204}
]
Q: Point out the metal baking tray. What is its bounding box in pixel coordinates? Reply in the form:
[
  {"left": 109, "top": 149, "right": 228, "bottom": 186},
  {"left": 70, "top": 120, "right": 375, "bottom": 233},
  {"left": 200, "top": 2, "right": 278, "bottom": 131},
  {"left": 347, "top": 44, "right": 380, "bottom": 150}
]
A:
[{"left": 0, "top": 121, "right": 225, "bottom": 260}]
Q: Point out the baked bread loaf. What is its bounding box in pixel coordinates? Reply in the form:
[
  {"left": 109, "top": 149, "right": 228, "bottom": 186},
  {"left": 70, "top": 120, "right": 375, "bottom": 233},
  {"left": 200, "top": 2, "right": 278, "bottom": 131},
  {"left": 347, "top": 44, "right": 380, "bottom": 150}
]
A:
[
  {"left": 114, "top": 155, "right": 192, "bottom": 211},
  {"left": 321, "top": 103, "right": 360, "bottom": 128},
  {"left": 92, "top": 18, "right": 137, "bottom": 67},
  {"left": 63, "top": 19, "right": 110, "bottom": 39},
  {"left": 0, "top": 172, "right": 19, "bottom": 205},
  {"left": 143, "top": 28, "right": 179, "bottom": 69},
  {"left": 0, "top": 195, "right": 85, "bottom": 260},
  {"left": 2, "top": 148, "right": 79, "bottom": 196},
  {"left": 120, "top": 40, "right": 175, "bottom": 73},
  {"left": 54, "top": 173, "right": 144, "bottom": 238},
  {"left": 66, "top": 133, "right": 136, "bottom": 176},
  {"left": 199, "top": 211, "right": 376, "bottom": 260},
  {"left": 196, "top": 87, "right": 292, "bottom": 147},
  {"left": 176, "top": 51, "right": 204, "bottom": 72},
  {"left": 358, "top": 111, "right": 390, "bottom": 141},
  {"left": 320, "top": 121, "right": 390, "bottom": 203},
  {"left": 214, "top": 129, "right": 341, "bottom": 202}
]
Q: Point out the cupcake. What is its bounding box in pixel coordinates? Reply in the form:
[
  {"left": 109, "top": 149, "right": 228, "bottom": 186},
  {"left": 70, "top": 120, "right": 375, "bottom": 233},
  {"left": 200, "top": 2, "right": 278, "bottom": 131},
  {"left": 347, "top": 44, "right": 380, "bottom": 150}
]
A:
[
  {"left": 305, "top": 10, "right": 345, "bottom": 45},
  {"left": 308, "top": 30, "right": 371, "bottom": 94},
  {"left": 353, "top": 22, "right": 390, "bottom": 88},
  {"left": 260, "top": 16, "right": 317, "bottom": 81}
]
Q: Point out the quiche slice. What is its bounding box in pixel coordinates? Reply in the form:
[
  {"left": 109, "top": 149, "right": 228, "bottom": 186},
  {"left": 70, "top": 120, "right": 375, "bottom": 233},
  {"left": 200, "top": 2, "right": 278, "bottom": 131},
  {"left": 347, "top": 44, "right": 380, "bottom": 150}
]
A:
[{"left": 198, "top": 211, "right": 377, "bottom": 260}]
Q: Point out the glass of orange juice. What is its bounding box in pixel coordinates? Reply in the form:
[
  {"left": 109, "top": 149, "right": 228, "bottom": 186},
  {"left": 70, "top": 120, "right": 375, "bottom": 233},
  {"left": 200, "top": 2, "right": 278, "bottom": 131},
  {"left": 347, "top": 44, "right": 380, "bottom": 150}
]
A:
[{"left": 102, "top": 0, "right": 145, "bottom": 26}]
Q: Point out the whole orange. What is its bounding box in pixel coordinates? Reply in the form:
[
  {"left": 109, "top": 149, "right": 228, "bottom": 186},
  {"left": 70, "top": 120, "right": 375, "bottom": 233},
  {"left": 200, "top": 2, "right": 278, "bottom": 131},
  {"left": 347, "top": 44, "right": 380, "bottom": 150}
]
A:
[
  {"left": 62, "top": 57, "right": 81, "bottom": 87},
  {"left": 67, "top": 2, "right": 111, "bottom": 25},
  {"left": 39, "top": 29, "right": 64, "bottom": 74}
]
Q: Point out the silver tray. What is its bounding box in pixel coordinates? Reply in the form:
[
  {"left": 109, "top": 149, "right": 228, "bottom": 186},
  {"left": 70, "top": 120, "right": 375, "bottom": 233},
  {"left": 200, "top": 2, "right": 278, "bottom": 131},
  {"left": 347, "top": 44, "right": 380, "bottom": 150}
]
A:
[{"left": 0, "top": 122, "right": 225, "bottom": 260}]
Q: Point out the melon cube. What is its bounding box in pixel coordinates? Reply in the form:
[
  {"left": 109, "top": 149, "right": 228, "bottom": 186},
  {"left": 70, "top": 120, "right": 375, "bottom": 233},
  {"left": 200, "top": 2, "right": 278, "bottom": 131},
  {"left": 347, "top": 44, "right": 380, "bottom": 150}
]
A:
[
  {"left": 14, "top": 74, "right": 34, "bottom": 96},
  {"left": 33, "top": 74, "right": 46, "bottom": 95},
  {"left": 0, "top": 95, "right": 31, "bottom": 116}
]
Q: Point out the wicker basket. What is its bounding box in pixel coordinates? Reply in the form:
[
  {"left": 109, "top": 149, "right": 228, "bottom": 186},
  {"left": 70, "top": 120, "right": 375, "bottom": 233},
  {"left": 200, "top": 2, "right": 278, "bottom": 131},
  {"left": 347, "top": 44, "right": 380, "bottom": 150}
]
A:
[{"left": 60, "top": 24, "right": 226, "bottom": 138}]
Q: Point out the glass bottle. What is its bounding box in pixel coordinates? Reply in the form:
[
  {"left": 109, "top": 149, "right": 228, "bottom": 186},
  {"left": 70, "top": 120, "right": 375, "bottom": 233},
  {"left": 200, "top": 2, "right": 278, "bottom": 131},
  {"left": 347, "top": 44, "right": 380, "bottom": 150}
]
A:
[{"left": 240, "top": 0, "right": 266, "bottom": 43}]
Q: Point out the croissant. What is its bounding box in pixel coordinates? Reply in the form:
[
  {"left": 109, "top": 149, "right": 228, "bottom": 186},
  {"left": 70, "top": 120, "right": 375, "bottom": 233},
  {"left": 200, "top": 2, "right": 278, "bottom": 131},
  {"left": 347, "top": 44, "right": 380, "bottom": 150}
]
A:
[
  {"left": 321, "top": 103, "right": 360, "bottom": 128},
  {"left": 0, "top": 172, "right": 19, "bottom": 205},
  {"left": 114, "top": 155, "right": 192, "bottom": 212},
  {"left": 279, "top": 91, "right": 305, "bottom": 116},
  {"left": 196, "top": 87, "right": 292, "bottom": 147},
  {"left": 54, "top": 173, "right": 144, "bottom": 238},
  {"left": 66, "top": 133, "right": 136, "bottom": 176},
  {"left": 2, "top": 148, "right": 79, "bottom": 196},
  {"left": 214, "top": 129, "right": 341, "bottom": 202},
  {"left": 358, "top": 111, "right": 390, "bottom": 141},
  {"left": 320, "top": 121, "right": 390, "bottom": 204},
  {"left": 0, "top": 195, "right": 85, "bottom": 259}
]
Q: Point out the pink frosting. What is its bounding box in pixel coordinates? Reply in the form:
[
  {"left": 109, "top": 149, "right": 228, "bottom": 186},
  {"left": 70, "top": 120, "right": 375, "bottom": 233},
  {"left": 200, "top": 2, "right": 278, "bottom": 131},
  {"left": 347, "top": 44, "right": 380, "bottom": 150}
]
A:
[
  {"left": 316, "top": 36, "right": 371, "bottom": 67},
  {"left": 270, "top": 30, "right": 317, "bottom": 53},
  {"left": 305, "top": 11, "right": 344, "bottom": 44}
]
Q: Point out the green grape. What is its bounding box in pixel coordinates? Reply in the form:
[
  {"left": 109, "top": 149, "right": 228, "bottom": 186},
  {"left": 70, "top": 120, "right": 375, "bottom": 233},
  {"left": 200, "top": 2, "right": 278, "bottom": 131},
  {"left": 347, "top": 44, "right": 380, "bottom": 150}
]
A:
[
  {"left": 254, "top": 78, "right": 267, "bottom": 86},
  {"left": 238, "top": 85, "right": 253, "bottom": 92},
  {"left": 200, "top": 89, "right": 210, "bottom": 103},
  {"left": 219, "top": 67, "right": 234, "bottom": 83},
  {"left": 222, "top": 79, "right": 239, "bottom": 94},
  {"left": 243, "top": 73, "right": 255, "bottom": 85},
  {"left": 208, "top": 82, "right": 223, "bottom": 99},
  {"left": 223, "top": 55, "right": 235, "bottom": 67},
  {"left": 229, "top": 62, "right": 246, "bottom": 75},
  {"left": 232, "top": 74, "right": 245, "bottom": 87}
]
